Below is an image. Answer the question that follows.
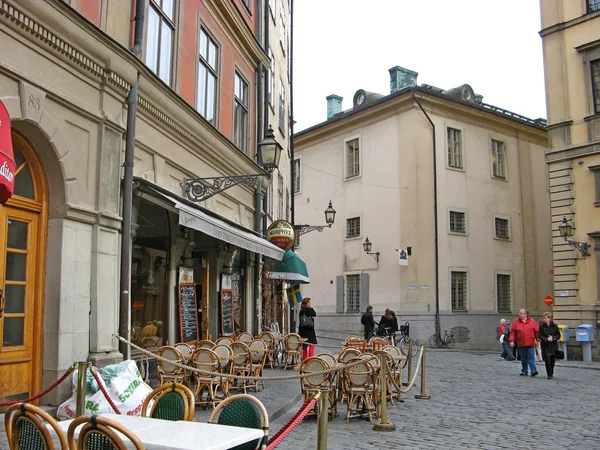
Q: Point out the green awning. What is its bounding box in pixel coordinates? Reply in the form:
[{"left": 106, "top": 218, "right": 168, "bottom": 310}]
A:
[{"left": 267, "top": 250, "right": 310, "bottom": 284}]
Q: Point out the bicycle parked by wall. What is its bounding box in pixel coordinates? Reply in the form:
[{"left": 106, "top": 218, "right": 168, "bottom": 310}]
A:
[{"left": 429, "top": 328, "right": 455, "bottom": 349}]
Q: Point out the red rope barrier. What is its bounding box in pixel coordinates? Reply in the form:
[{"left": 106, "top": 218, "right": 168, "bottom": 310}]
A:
[
  {"left": 91, "top": 369, "right": 122, "bottom": 415},
  {"left": 0, "top": 364, "right": 76, "bottom": 407},
  {"left": 266, "top": 396, "right": 318, "bottom": 449}
]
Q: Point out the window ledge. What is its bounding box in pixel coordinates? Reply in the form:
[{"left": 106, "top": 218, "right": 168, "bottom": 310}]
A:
[
  {"left": 493, "top": 236, "right": 511, "bottom": 242},
  {"left": 448, "top": 231, "right": 468, "bottom": 236},
  {"left": 595, "top": 201, "right": 600, "bottom": 207},
  {"left": 492, "top": 175, "right": 508, "bottom": 182},
  {"left": 446, "top": 165, "right": 466, "bottom": 173},
  {"left": 584, "top": 113, "right": 600, "bottom": 122},
  {"left": 451, "top": 310, "right": 469, "bottom": 314}
]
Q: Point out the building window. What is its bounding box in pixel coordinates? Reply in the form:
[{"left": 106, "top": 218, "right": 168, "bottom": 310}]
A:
[
  {"left": 345, "top": 274, "right": 360, "bottom": 313},
  {"left": 346, "top": 217, "right": 360, "bottom": 238},
  {"left": 233, "top": 72, "right": 248, "bottom": 154},
  {"left": 345, "top": 138, "right": 360, "bottom": 178},
  {"left": 497, "top": 274, "right": 512, "bottom": 312},
  {"left": 269, "top": 0, "right": 275, "bottom": 19},
  {"left": 447, "top": 128, "right": 463, "bottom": 169},
  {"left": 197, "top": 28, "right": 218, "bottom": 125},
  {"left": 592, "top": 59, "right": 600, "bottom": 114},
  {"left": 450, "top": 271, "right": 467, "bottom": 312},
  {"left": 241, "top": 0, "right": 249, "bottom": 10},
  {"left": 278, "top": 174, "right": 284, "bottom": 220},
  {"left": 293, "top": 159, "right": 301, "bottom": 193},
  {"left": 279, "top": 79, "right": 285, "bottom": 133},
  {"left": 268, "top": 48, "right": 274, "bottom": 107},
  {"left": 588, "top": 0, "right": 600, "bottom": 13},
  {"left": 266, "top": 179, "right": 273, "bottom": 217},
  {"left": 146, "top": 0, "right": 175, "bottom": 85},
  {"left": 589, "top": 165, "right": 600, "bottom": 206},
  {"left": 449, "top": 211, "right": 466, "bottom": 234},
  {"left": 491, "top": 140, "right": 506, "bottom": 179},
  {"left": 279, "top": 0, "right": 286, "bottom": 50},
  {"left": 494, "top": 217, "right": 510, "bottom": 240}
]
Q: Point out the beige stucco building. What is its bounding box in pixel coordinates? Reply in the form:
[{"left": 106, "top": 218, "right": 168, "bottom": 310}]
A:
[
  {"left": 540, "top": 0, "right": 600, "bottom": 358},
  {"left": 294, "top": 67, "right": 552, "bottom": 349}
]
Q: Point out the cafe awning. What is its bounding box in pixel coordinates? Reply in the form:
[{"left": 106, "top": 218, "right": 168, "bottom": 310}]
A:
[
  {"left": 0, "top": 100, "right": 16, "bottom": 204},
  {"left": 267, "top": 250, "right": 310, "bottom": 284},
  {"left": 135, "top": 179, "right": 284, "bottom": 261}
]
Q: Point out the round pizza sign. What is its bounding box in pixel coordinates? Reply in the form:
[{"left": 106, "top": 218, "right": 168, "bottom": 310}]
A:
[{"left": 266, "top": 220, "right": 296, "bottom": 251}]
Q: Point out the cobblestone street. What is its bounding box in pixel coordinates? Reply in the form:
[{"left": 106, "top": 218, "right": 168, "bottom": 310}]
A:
[{"left": 271, "top": 341, "right": 600, "bottom": 449}]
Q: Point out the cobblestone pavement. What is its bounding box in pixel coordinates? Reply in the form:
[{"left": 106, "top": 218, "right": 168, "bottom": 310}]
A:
[{"left": 270, "top": 339, "right": 600, "bottom": 450}]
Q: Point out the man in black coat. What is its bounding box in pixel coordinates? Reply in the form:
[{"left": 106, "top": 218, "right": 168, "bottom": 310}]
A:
[{"left": 361, "top": 306, "right": 375, "bottom": 340}]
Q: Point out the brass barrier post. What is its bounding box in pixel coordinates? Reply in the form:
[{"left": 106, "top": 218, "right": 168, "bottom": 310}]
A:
[
  {"left": 403, "top": 340, "right": 412, "bottom": 387},
  {"left": 317, "top": 390, "right": 329, "bottom": 450},
  {"left": 75, "top": 362, "right": 89, "bottom": 416},
  {"left": 374, "top": 353, "right": 396, "bottom": 431},
  {"left": 415, "top": 345, "right": 431, "bottom": 400}
]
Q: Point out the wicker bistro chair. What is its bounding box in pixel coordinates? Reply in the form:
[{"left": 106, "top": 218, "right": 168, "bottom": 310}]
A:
[
  {"left": 174, "top": 343, "right": 194, "bottom": 360},
  {"left": 196, "top": 339, "right": 215, "bottom": 349},
  {"left": 67, "top": 415, "right": 144, "bottom": 450},
  {"left": 344, "top": 338, "right": 367, "bottom": 352},
  {"left": 373, "top": 350, "right": 401, "bottom": 407},
  {"left": 208, "top": 394, "right": 269, "bottom": 450},
  {"left": 4, "top": 403, "right": 67, "bottom": 450},
  {"left": 212, "top": 344, "right": 234, "bottom": 399},
  {"left": 342, "top": 358, "right": 377, "bottom": 424},
  {"left": 370, "top": 338, "right": 388, "bottom": 352},
  {"left": 270, "top": 330, "right": 284, "bottom": 366},
  {"left": 318, "top": 353, "right": 337, "bottom": 368},
  {"left": 338, "top": 347, "right": 362, "bottom": 363},
  {"left": 191, "top": 348, "right": 222, "bottom": 408},
  {"left": 230, "top": 342, "right": 252, "bottom": 393},
  {"left": 283, "top": 333, "right": 303, "bottom": 370},
  {"left": 344, "top": 336, "right": 362, "bottom": 344},
  {"left": 237, "top": 332, "right": 254, "bottom": 344},
  {"left": 142, "top": 381, "right": 195, "bottom": 421},
  {"left": 257, "top": 331, "right": 275, "bottom": 369},
  {"left": 299, "top": 357, "right": 337, "bottom": 419},
  {"left": 247, "top": 339, "right": 268, "bottom": 391},
  {"left": 382, "top": 345, "right": 406, "bottom": 385},
  {"left": 215, "top": 336, "right": 235, "bottom": 346},
  {"left": 156, "top": 346, "right": 187, "bottom": 384}
]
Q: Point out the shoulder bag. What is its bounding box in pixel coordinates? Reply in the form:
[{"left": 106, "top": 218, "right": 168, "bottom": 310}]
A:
[{"left": 299, "top": 314, "right": 314, "bottom": 329}]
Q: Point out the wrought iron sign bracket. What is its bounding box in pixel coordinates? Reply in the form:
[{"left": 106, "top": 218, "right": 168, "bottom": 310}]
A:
[
  {"left": 566, "top": 239, "right": 590, "bottom": 257},
  {"left": 182, "top": 174, "right": 268, "bottom": 202},
  {"left": 294, "top": 224, "right": 332, "bottom": 237}
]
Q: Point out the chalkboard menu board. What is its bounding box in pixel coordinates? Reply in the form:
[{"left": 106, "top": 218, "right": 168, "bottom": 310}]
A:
[
  {"left": 178, "top": 283, "right": 199, "bottom": 344},
  {"left": 220, "top": 289, "right": 234, "bottom": 336}
]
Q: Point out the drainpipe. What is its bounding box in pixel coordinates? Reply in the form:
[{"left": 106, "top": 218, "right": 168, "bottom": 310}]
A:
[
  {"left": 289, "top": 0, "right": 295, "bottom": 226},
  {"left": 412, "top": 90, "right": 440, "bottom": 338},
  {"left": 119, "top": 0, "right": 145, "bottom": 359}
]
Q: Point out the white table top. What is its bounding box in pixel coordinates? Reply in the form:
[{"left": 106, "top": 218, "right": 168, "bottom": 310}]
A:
[{"left": 52, "top": 413, "right": 264, "bottom": 450}]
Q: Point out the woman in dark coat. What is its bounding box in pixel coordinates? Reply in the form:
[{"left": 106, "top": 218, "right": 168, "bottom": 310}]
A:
[
  {"left": 298, "top": 297, "right": 317, "bottom": 360},
  {"left": 539, "top": 312, "right": 561, "bottom": 379}
]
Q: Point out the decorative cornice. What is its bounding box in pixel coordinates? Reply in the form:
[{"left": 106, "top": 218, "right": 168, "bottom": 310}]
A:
[{"left": 539, "top": 10, "right": 600, "bottom": 37}]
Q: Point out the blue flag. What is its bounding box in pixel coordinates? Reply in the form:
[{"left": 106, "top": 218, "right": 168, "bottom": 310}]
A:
[{"left": 286, "top": 284, "right": 303, "bottom": 306}]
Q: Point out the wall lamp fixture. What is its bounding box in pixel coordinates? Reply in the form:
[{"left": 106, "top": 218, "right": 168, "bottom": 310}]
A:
[
  {"left": 294, "top": 201, "right": 336, "bottom": 236},
  {"left": 558, "top": 216, "right": 590, "bottom": 257},
  {"left": 362, "top": 237, "right": 380, "bottom": 263}
]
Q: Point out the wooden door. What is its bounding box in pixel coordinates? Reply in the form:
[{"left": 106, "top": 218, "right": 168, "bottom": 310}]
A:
[{"left": 0, "top": 131, "right": 46, "bottom": 407}]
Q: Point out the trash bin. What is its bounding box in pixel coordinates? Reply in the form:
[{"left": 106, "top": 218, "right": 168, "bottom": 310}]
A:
[
  {"left": 576, "top": 324, "right": 595, "bottom": 362},
  {"left": 557, "top": 324, "right": 569, "bottom": 360}
]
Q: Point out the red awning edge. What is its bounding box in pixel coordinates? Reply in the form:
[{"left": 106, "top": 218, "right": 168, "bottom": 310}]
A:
[{"left": 0, "top": 100, "right": 15, "bottom": 204}]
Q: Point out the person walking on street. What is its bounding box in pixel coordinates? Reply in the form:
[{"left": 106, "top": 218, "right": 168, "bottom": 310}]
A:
[
  {"left": 509, "top": 309, "right": 540, "bottom": 377},
  {"left": 498, "top": 319, "right": 508, "bottom": 360},
  {"left": 498, "top": 319, "right": 515, "bottom": 361},
  {"left": 539, "top": 312, "right": 561, "bottom": 379},
  {"left": 361, "top": 306, "right": 375, "bottom": 340},
  {"left": 298, "top": 297, "right": 317, "bottom": 360}
]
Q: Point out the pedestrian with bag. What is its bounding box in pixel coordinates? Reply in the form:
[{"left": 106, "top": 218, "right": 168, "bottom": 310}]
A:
[
  {"left": 539, "top": 312, "right": 561, "bottom": 379},
  {"left": 498, "top": 319, "right": 515, "bottom": 361},
  {"left": 298, "top": 297, "right": 317, "bottom": 360},
  {"left": 509, "top": 309, "right": 540, "bottom": 377},
  {"left": 361, "top": 305, "right": 375, "bottom": 340}
]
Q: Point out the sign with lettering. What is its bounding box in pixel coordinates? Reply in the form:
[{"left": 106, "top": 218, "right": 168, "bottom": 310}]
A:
[
  {"left": 266, "top": 220, "right": 296, "bottom": 251},
  {"left": 0, "top": 100, "right": 15, "bottom": 204},
  {"left": 178, "top": 283, "right": 199, "bottom": 344},
  {"left": 220, "top": 289, "right": 234, "bottom": 336}
]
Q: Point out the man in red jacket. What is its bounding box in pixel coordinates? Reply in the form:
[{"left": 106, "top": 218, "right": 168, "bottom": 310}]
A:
[{"left": 509, "top": 309, "right": 539, "bottom": 377}]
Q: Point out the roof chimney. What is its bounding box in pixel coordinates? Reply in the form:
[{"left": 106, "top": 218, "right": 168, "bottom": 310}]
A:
[
  {"left": 389, "top": 66, "right": 418, "bottom": 94},
  {"left": 326, "top": 95, "right": 343, "bottom": 119}
]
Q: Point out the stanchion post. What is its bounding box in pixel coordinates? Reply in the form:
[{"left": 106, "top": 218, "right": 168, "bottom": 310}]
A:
[
  {"left": 415, "top": 345, "right": 431, "bottom": 400},
  {"left": 403, "top": 339, "right": 413, "bottom": 387},
  {"left": 75, "top": 362, "right": 89, "bottom": 416},
  {"left": 317, "top": 391, "right": 329, "bottom": 450},
  {"left": 374, "top": 353, "right": 396, "bottom": 431}
]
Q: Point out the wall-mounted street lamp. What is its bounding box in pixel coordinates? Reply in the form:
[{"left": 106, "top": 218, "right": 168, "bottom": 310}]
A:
[
  {"left": 558, "top": 216, "right": 590, "bottom": 257},
  {"left": 183, "top": 125, "right": 283, "bottom": 202},
  {"left": 294, "top": 201, "right": 336, "bottom": 236},
  {"left": 362, "top": 236, "right": 380, "bottom": 263}
]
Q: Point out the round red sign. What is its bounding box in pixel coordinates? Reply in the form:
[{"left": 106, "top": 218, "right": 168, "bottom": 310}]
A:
[{"left": 544, "top": 295, "right": 553, "bottom": 306}]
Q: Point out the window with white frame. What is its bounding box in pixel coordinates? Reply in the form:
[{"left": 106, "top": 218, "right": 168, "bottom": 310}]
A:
[
  {"left": 268, "top": 48, "right": 274, "bottom": 107},
  {"left": 278, "top": 173, "right": 284, "bottom": 220},
  {"left": 346, "top": 217, "right": 360, "bottom": 238},
  {"left": 494, "top": 217, "right": 510, "bottom": 240},
  {"left": 449, "top": 210, "right": 466, "bottom": 234},
  {"left": 345, "top": 138, "right": 360, "bottom": 178},
  {"left": 269, "top": 0, "right": 275, "bottom": 19},
  {"left": 451, "top": 271, "right": 468, "bottom": 311},
  {"left": 279, "top": 0, "right": 286, "bottom": 49},
  {"left": 279, "top": 79, "right": 285, "bottom": 133},
  {"left": 293, "top": 159, "right": 301, "bottom": 193},
  {"left": 447, "top": 127, "right": 463, "bottom": 169},
  {"left": 145, "top": 0, "right": 175, "bottom": 85},
  {"left": 197, "top": 28, "right": 218, "bottom": 125},
  {"left": 588, "top": 0, "right": 600, "bottom": 13},
  {"left": 592, "top": 59, "right": 600, "bottom": 114},
  {"left": 497, "top": 274, "right": 511, "bottom": 312},
  {"left": 492, "top": 140, "right": 506, "bottom": 179},
  {"left": 345, "top": 274, "right": 361, "bottom": 313},
  {"left": 233, "top": 72, "right": 248, "bottom": 154}
]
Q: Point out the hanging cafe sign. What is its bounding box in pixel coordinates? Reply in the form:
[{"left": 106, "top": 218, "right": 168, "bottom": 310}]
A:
[
  {"left": 266, "top": 220, "right": 296, "bottom": 251},
  {"left": 0, "top": 100, "right": 15, "bottom": 205}
]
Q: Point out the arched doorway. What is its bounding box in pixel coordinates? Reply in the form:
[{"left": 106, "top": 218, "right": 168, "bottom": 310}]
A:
[{"left": 0, "top": 131, "right": 47, "bottom": 405}]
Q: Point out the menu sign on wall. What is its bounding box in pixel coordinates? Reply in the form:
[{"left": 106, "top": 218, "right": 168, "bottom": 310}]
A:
[
  {"left": 220, "top": 289, "right": 234, "bottom": 336},
  {"left": 178, "top": 283, "right": 199, "bottom": 344}
]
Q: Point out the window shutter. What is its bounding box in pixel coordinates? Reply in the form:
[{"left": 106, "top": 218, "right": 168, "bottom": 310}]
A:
[
  {"left": 360, "top": 273, "right": 369, "bottom": 313},
  {"left": 336, "top": 276, "right": 344, "bottom": 313}
]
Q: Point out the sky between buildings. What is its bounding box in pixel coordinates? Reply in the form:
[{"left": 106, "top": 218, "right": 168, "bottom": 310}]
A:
[{"left": 293, "top": 0, "right": 547, "bottom": 132}]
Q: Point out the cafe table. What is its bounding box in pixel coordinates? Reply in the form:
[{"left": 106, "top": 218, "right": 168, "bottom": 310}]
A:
[{"left": 50, "top": 413, "right": 264, "bottom": 450}]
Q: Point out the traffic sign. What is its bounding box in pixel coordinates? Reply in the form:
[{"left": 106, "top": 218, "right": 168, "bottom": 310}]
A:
[{"left": 544, "top": 295, "right": 553, "bottom": 306}]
